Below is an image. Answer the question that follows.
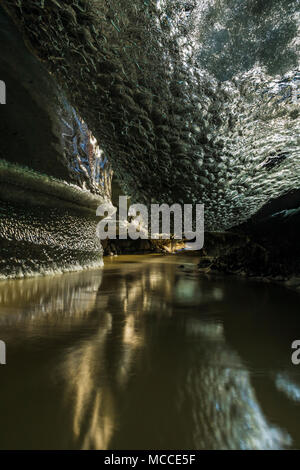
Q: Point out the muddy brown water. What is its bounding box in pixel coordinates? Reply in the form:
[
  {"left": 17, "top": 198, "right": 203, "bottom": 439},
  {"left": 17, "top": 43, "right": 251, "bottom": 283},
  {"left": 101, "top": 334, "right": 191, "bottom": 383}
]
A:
[{"left": 0, "top": 254, "right": 299, "bottom": 450}]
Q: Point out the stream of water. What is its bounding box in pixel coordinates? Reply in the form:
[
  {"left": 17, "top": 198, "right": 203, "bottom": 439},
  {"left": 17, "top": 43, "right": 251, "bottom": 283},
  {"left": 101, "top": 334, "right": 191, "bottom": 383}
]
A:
[{"left": 0, "top": 254, "right": 299, "bottom": 450}]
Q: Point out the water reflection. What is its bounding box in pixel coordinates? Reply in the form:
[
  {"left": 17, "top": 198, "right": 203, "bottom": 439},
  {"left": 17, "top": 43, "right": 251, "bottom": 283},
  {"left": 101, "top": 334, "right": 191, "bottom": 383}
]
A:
[
  {"left": 0, "top": 255, "right": 299, "bottom": 449},
  {"left": 0, "top": 269, "right": 102, "bottom": 324}
]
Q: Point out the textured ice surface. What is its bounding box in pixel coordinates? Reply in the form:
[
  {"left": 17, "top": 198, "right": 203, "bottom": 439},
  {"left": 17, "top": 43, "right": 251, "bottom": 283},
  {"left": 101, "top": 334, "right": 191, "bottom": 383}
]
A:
[
  {"left": 0, "top": 199, "right": 103, "bottom": 279},
  {"left": 1, "top": 1, "right": 299, "bottom": 231}
]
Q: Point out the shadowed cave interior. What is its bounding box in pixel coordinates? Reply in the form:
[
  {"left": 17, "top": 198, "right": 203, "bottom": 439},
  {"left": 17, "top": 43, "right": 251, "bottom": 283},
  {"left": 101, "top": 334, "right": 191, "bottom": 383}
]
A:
[
  {"left": 0, "top": 0, "right": 299, "bottom": 452},
  {"left": 0, "top": 1, "right": 299, "bottom": 285}
]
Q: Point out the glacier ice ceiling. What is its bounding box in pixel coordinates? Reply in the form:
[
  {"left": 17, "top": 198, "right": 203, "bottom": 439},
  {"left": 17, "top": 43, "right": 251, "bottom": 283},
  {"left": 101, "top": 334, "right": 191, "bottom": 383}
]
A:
[
  {"left": 0, "top": 0, "right": 299, "bottom": 279},
  {"left": 2, "top": 0, "right": 299, "bottom": 231}
]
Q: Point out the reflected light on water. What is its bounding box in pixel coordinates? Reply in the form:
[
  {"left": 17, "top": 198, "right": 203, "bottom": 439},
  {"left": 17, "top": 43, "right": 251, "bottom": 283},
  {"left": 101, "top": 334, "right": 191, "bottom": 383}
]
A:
[{"left": 0, "top": 255, "right": 299, "bottom": 449}]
